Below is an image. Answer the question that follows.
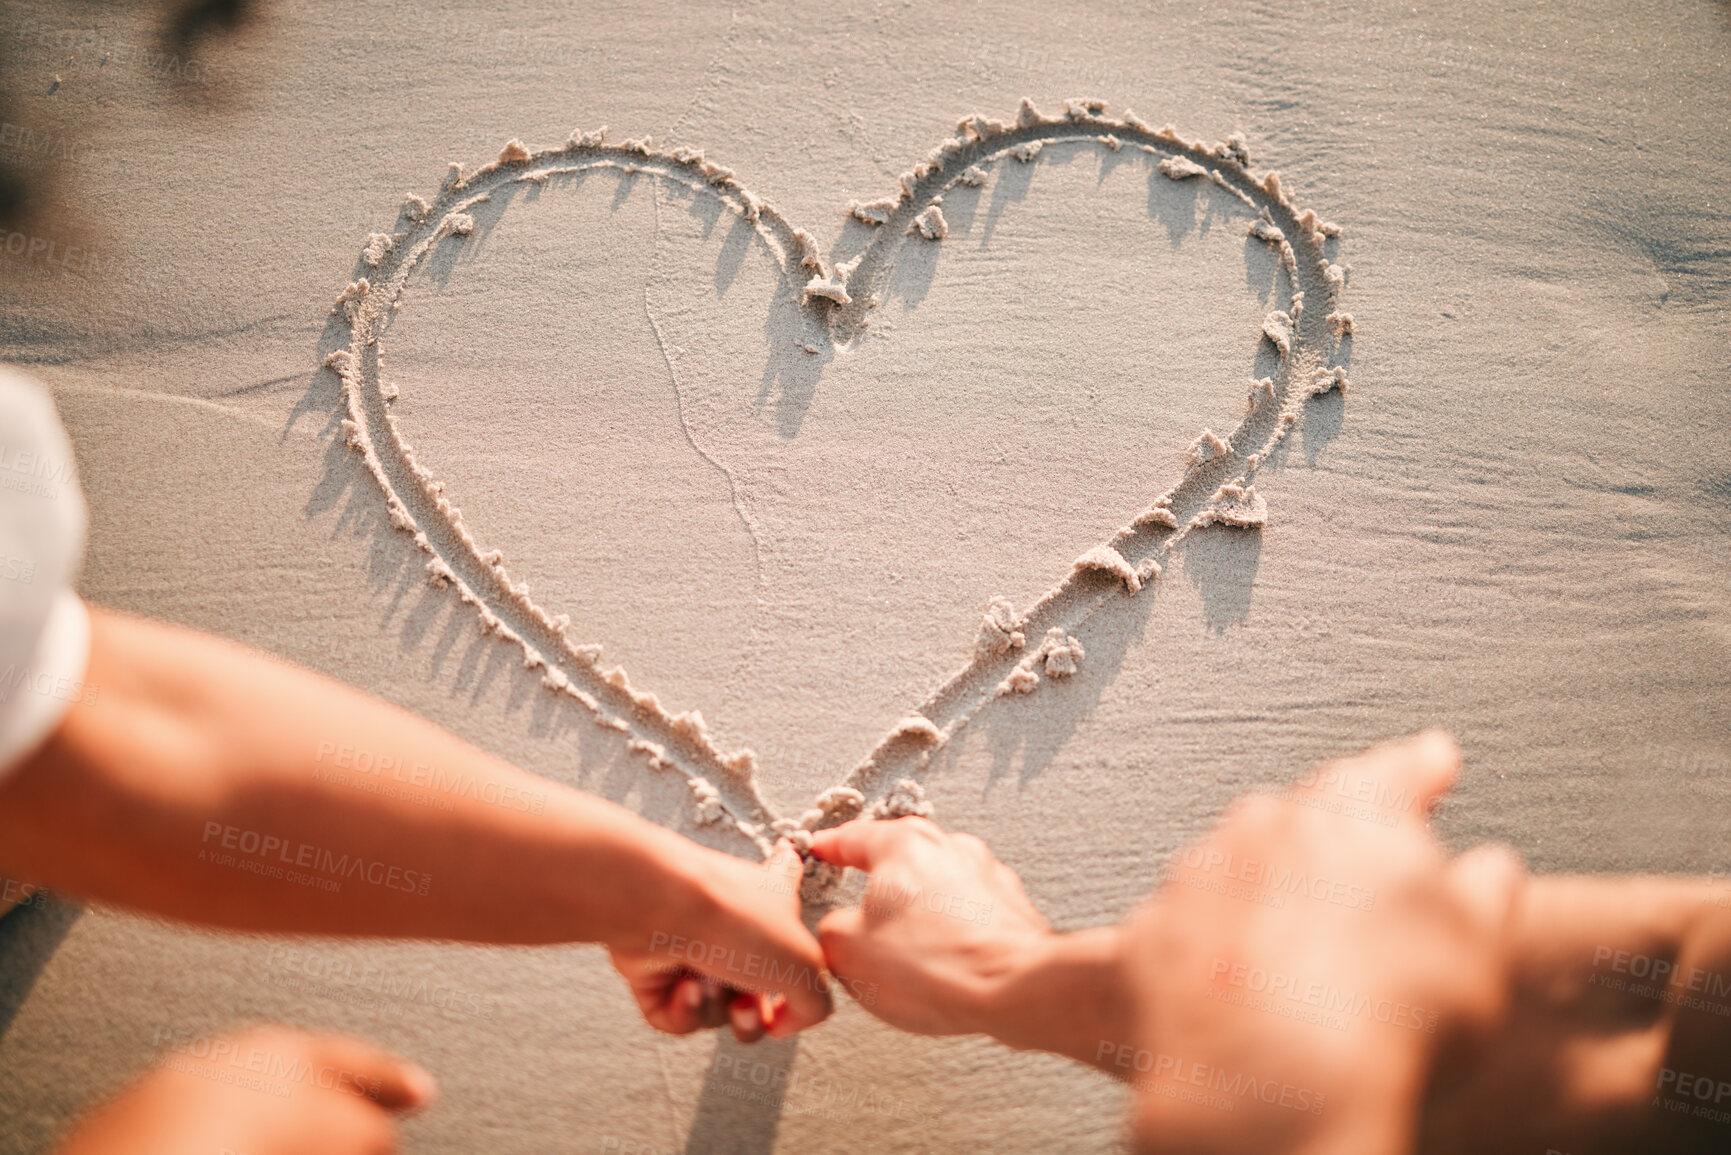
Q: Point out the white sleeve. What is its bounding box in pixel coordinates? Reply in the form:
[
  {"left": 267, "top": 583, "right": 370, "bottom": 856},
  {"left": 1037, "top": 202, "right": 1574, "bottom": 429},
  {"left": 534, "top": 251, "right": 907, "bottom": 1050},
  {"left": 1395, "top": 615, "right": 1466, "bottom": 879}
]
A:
[{"left": 0, "top": 367, "right": 90, "bottom": 778}]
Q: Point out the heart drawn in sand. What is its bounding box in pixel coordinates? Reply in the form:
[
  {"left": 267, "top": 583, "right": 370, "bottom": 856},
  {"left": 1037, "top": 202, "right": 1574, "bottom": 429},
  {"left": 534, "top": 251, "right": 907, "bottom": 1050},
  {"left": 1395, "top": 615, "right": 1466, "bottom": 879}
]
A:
[{"left": 320, "top": 97, "right": 1352, "bottom": 862}]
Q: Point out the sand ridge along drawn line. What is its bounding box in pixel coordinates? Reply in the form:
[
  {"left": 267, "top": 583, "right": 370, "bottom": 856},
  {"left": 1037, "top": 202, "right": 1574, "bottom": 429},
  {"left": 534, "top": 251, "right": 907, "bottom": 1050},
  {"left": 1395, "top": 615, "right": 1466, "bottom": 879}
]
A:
[{"left": 322, "top": 97, "right": 1350, "bottom": 866}]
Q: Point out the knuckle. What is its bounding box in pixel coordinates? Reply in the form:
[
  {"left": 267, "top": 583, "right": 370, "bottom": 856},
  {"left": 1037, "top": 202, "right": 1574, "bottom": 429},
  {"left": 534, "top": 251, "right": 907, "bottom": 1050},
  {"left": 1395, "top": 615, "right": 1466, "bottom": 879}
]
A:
[
  {"left": 817, "top": 920, "right": 856, "bottom": 956},
  {"left": 1226, "top": 792, "right": 1287, "bottom": 831},
  {"left": 897, "top": 816, "right": 943, "bottom": 841},
  {"left": 950, "top": 833, "right": 990, "bottom": 858}
]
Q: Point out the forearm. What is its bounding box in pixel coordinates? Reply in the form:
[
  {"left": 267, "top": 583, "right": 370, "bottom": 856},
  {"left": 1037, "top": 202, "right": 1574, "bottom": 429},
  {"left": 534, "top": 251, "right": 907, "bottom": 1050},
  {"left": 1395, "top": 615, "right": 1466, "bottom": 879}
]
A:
[{"left": 0, "top": 608, "right": 706, "bottom": 949}]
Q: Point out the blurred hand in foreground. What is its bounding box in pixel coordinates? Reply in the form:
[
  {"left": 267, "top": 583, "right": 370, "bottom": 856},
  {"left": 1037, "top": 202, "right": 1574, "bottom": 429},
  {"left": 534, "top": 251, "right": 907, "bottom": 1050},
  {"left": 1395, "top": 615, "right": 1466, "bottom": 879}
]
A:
[
  {"left": 57, "top": 1026, "right": 435, "bottom": 1155},
  {"left": 1121, "top": 730, "right": 1526, "bottom": 1155}
]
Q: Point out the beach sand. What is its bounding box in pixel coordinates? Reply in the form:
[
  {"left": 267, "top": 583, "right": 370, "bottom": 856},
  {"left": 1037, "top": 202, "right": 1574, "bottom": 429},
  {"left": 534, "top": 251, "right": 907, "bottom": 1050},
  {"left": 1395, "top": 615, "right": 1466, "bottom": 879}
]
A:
[{"left": 0, "top": 1, "right": 1727, "bottom": 1151}]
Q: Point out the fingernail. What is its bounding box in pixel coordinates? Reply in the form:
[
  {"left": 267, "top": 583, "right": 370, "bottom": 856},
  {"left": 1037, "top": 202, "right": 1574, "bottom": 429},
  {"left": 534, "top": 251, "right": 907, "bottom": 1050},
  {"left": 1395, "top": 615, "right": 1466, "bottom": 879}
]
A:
[
  {"left": 732, "top": 1000, "right": 760, "bottom": 1036},
  {"left": 684, "top": 980, "right": 704, "bottom": 1010},
  {"left": 403, "top": 1062, "right": 439, "bottom": 1109}
]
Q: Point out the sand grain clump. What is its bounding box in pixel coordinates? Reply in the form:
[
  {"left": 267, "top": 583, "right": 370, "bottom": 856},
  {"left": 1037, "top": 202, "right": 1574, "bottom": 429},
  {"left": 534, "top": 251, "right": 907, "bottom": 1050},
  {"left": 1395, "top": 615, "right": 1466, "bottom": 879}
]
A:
[
  {"left": 910, "top": 203, "right": 949, "bottom": 240},
  {"left": 870, "top": 778, "right": 935, "bottom": 820},
  {"left": 976, "top": 595, "right": 1027, "bottom": 655},
  {"left": 1158, "top": 155, "right": 1208, "bottom": 179}
]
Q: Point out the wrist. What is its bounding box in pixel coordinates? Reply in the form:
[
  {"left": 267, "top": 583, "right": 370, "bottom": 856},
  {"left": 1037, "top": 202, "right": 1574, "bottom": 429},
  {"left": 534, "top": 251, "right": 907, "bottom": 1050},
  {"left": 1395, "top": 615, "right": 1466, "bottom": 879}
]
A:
[
  {"left": 567, "top": 807, "right": 712, "bottom": 956},
  {"left": 981, "top": 924, "right": 1133, "bottom": 1066}
]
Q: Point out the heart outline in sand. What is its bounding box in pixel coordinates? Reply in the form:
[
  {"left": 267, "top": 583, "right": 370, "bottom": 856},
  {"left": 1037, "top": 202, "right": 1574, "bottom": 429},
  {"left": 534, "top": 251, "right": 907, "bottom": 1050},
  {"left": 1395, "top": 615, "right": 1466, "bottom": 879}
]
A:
[{"left": 320, "top": 97, "right": 1352, "bottom": 858}]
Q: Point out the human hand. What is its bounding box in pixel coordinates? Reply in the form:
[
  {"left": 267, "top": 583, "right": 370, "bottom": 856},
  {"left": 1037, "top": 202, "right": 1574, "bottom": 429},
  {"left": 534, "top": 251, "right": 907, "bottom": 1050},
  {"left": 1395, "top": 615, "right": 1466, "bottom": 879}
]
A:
[
  {"left": 57, "top": 1025, "right": 434, "bottom": 1155},
  {"left": 807, "top": 816, "right": 1051, "bottom": 1037},
  {"left": 807, "top": 815, "right": 1131, "bottom": 1064},
  {"left": 1121, "top": 731, "right": 1526, "bottom": 1155},
  {"left": 609, "top": 840, "right": 833, "bottom": 1042}
]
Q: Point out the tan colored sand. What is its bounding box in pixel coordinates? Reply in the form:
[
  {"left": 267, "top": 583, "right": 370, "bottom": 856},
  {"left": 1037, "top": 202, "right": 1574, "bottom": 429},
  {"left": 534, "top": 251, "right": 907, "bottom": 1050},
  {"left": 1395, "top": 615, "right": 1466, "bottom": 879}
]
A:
[{"left": 0, "top": 1, "right": 1728, "bottom": 1153}]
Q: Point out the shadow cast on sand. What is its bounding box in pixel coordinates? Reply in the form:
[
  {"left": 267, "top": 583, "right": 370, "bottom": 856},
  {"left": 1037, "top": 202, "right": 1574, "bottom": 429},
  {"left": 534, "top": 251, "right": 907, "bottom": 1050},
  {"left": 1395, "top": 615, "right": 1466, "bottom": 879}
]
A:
[
  {"left": 1180, "top": 525, "right": 1265, "bottom": 634},
  {"left": 0, "top": 898, "right": 82, "bottom": 1045},
  {"left": 912, "top": 572, "right": 1162, "bottom": 794},
  {"left": 681, "top": 1035, "right": 800, "bottom": 1155}
]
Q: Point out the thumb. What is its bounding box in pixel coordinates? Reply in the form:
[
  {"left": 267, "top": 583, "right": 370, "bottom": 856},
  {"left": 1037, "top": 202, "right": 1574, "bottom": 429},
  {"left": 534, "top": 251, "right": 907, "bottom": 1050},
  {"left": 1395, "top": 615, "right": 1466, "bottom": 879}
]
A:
[{"left": 816, "top": 905, "right": 868, "bottom": 980}]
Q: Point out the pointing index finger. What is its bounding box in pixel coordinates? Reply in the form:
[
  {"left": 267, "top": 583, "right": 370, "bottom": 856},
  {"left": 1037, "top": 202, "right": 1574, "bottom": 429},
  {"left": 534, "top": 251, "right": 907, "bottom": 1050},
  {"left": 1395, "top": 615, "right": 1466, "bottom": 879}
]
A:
[
  {"left": 808, "top": 816, "right": 940, "bottom": 872},
  {"left": 1293, "top": 729, "right": 1461, "bottom": 826}
]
